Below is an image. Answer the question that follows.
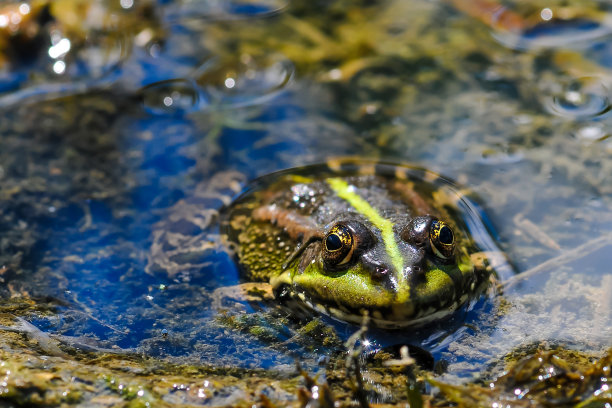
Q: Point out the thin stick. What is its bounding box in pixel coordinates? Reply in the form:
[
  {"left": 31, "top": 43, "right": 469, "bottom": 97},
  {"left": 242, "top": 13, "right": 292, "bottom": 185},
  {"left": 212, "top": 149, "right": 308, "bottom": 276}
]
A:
[
  {"left": 345, "top": 313, "right": 371, "bottom": 408},
  {"left": 502, "top": 233, "right": 612, "bottom": 290}
]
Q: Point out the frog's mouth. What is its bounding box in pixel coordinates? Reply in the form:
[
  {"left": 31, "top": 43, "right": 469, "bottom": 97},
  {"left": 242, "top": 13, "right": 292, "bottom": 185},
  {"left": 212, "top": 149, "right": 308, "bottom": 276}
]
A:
[
  {"left": 272, "top": 279, "right": 461, "bottom": 329},
  {"left": 271, "top": 256, "right": 485, "bottom": 329}
]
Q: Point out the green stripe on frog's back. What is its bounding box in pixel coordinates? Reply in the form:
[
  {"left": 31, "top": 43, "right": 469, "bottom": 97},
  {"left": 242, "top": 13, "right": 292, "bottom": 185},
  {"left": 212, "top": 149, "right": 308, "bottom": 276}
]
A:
[{"left": 325, "top": 177, "right": 407, "bottom": 292}]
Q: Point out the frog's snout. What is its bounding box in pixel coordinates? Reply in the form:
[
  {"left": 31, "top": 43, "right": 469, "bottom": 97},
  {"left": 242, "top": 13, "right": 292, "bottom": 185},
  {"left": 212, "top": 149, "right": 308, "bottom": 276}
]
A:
[
  {"left": 371, "top": 265, "right": 389, "bottom": 281},
  {"left": 360, "top": 254, "right": 392, "bottom": 285}
]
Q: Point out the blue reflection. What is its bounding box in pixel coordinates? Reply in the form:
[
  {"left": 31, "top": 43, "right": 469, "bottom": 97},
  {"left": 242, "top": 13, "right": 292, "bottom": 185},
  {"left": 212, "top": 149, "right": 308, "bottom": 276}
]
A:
[{"left": 522, "top": 18, "right": 601, "bottom": 39}]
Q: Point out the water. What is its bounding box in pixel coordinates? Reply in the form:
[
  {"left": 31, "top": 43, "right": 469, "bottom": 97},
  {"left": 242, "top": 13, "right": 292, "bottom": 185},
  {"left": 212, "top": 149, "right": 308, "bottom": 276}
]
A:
[{"left": 0, "top": 0, "right": 612, "bottom": 405}]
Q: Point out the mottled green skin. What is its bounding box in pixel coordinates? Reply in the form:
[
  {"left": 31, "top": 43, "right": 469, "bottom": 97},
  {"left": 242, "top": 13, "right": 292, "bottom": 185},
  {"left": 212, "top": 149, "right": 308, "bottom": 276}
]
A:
[{"left": 226, "top": 161, "right": 490, "bottom": 328}]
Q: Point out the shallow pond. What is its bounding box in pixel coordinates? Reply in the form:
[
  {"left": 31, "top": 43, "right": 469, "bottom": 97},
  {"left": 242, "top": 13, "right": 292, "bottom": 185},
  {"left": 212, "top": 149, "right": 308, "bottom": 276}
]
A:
[{"left": 0, "top": 0, "right": 611, "bottom": 406}]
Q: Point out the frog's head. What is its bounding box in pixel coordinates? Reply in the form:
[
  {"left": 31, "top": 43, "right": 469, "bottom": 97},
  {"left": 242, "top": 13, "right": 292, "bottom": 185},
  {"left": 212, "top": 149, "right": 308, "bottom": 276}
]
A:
[{"left": 272, "top": 214, "right": 479, "bottom": 329}]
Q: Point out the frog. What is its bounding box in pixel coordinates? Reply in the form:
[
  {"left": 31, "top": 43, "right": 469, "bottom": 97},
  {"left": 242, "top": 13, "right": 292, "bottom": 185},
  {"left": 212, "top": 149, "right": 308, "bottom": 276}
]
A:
[{"left": 221, "top": 158, "right": 497, "bottom": 329}]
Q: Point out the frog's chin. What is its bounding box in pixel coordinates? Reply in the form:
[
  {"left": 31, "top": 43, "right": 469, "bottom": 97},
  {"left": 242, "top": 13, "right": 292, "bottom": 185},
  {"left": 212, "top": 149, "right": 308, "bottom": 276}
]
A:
[
  {"left": 325, "top": 303, "right": 459, "bottom": 329},
  {"left": 272, "top": 263, "right": 411, "bottom": 312},
  {"left": 272, "top": 265, "right": 426, "bottom": 328},
  {"left": 272, "top": 280, "right": 462, "bottom": 329},
  {"left": 271, "top": 259, "right": 484, "bottom": 329}
]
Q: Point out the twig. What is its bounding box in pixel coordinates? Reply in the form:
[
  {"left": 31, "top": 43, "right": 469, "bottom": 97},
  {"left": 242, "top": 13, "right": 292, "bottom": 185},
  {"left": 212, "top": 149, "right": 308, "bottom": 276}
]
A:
[
  {"left": 344, "top": 313, "right": 371, "bottom": 408},
  {"left": 502, "top": 233, "right": 612, "bottom": 290},
  {"left": 513, "top": 214, "right": 561, "bottom": 251},
  {"left": 0, "top": 315, "right": 135, "bottom": 356},
  {"left": 0, "top": 316, "right": 68, "bottom": 357}
]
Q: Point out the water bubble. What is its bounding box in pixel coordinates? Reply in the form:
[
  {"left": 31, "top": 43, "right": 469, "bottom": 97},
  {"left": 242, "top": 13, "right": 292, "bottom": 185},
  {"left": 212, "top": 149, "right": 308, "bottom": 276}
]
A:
[
  {"left": 10, "top": 12, "right": 21, "bottom": 25},
  {"left": 52, "top": 60, "right": 66, "bottom": 75},
  {"left": 575, "top": 125, "right": 608, "bottom": 142},
  {"left": 543, "top": 77, "right": 611, "bottom": 119},
  {"left": 142, "top": 79, "right": 201, "bottom": 116},
  {"left": 18, "top": 4, "right": 30, "bottom": 15},
  {"left": 166, "top": 0, "right": 288, "bottom": 21},
  {"left": 540, "top": 8, "right": 553, "bottom": 22},
  {"left": 195, "top": 53, "right": 294, "bottom": 108},
  {"left": 42, "top": 27, "right": 128, "bottom": 80},
  {"left": 48, "top": 38, "right": 71, "bottom": 59},
  {"left": 120, "top": 0, "right": 134, "bottom": 9}
]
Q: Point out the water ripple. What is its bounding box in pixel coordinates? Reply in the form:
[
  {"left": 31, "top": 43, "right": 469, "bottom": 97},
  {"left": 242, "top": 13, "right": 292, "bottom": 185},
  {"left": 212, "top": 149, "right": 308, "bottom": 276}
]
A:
[
  {"left": 66, "top": 33, "right": 129, "bottom": 79},
  {"left": 194, "top": 53, "right": 294, "bottom": 108},
  {"left": 574, "top": 124, "right": 610, "bottom": 144},
  {"left": 141, "top": 78, "right": 202, "bottom": 116},
  {"left": 0, "top": 30, "right": 129, "bottom": 106},
  {"left": 542, "top": 76, "right": 611, "bottom": 120}
]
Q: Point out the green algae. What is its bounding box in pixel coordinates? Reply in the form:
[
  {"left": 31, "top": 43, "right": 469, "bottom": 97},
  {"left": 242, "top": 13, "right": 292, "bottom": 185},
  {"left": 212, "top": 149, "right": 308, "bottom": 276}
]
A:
[
  {"left": 0, "top": 326, "right": 295, "bottom": 407},
  {"left": 217, "top": 311, "right": 343, "bottom": 353},
  {"left": 431, "top": 346, "right": 612, "bottom": 407}
]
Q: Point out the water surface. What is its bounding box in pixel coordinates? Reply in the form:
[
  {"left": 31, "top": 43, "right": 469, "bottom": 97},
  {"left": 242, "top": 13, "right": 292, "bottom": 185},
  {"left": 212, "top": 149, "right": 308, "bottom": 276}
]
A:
[{"left": 0, "top": 0, "right": 611, "bottom": 405}]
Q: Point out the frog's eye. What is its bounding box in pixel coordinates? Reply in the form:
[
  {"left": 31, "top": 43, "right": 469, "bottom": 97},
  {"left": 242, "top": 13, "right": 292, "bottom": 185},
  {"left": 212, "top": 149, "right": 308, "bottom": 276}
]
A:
[
  {"left": 429, "top": 220, "right": 455, "bottom": 259},
  {"left": 323, "top": 224, "right": 354, "bottom": 267}
]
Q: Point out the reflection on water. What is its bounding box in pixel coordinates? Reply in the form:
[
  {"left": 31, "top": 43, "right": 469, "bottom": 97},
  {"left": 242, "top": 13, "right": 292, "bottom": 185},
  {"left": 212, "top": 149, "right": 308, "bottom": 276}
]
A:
[
  {"left": 0, "top": 0, "right": 612, "bottom": 405},
  {"left": 493, "top": 17, "right": 612, "bottom": 50},
  {"left": 165, "top": 0, "right": 289, "bottom": 21},
  {"left": 142, "top": 78, "right": 202, "bottom": 115}
]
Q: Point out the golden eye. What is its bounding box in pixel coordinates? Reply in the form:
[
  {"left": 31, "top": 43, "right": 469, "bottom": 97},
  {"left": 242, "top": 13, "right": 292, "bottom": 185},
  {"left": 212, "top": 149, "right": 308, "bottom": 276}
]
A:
[
  {"left": 323, "top": 224, "right": 355, "bottom": 267},
  {"left": 429, "top": 220, "right": 455, "bottom": 259}
]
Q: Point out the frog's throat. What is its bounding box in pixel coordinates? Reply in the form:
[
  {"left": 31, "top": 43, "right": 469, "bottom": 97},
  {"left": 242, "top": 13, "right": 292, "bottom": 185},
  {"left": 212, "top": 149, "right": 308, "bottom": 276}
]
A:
[{"left": 326, "top": 178, "right": 406, "bottom": 291}]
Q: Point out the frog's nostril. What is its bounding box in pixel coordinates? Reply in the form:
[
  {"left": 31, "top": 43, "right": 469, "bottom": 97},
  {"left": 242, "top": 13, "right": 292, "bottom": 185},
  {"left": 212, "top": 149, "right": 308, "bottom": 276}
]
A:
[
  {"left": 403, "top": 252, "right": 427, "bottom": 280},
  {"left": 361, "top": 258, "right": 391, "bottom": 284},
  {"left": 409, "top": 264, "right": 424, "bottom": 278},
  {"left": 372, "top": 266, "right": 389, "bottom": 280}
]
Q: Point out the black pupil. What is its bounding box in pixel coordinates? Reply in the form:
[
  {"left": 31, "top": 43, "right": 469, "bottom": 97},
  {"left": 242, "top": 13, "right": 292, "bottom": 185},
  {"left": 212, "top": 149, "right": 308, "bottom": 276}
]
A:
[
  {"left": 439, "top": 226, "right": 453, "bottom": 245},
  {"left": 325, "top": 234, "right": 343, "bottom": 251}
]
